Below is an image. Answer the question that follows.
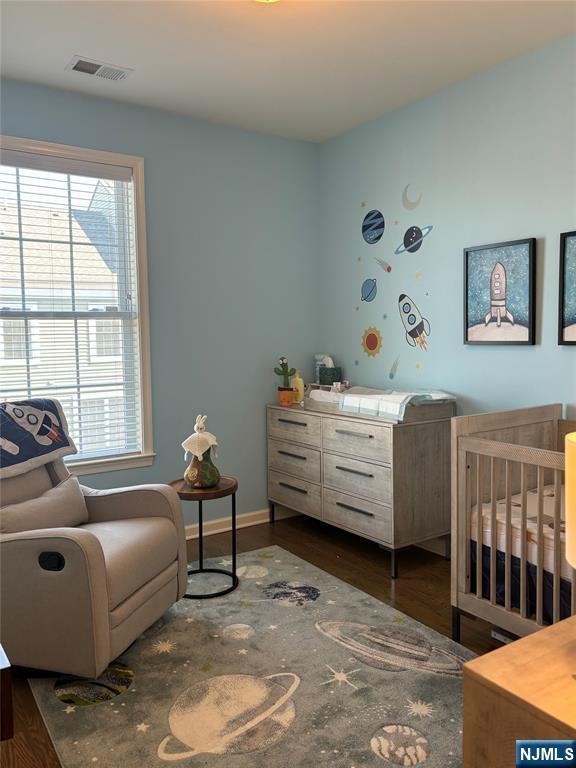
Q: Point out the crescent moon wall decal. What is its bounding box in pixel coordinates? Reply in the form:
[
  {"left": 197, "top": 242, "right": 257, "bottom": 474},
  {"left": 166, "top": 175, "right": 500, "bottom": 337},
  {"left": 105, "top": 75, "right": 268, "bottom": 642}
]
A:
[{"left": 402, "top": 185, "right": 422, "bottom": 210}]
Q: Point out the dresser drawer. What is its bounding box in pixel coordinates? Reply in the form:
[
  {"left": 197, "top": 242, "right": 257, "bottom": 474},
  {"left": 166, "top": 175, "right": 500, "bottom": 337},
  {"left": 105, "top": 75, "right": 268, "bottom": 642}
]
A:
[
  {"left": 322, "top": 417, "right": 391, "bottom": 463},
  {"left": 267, "top": 408, "right": 321, "bottom": 448},
  {"left": 268, "top": 470, "right": 322, "bottom": 519},
  {"left": 268, "top": 439, "right": 321, "bottom": 484},
  {"left": 323, "top": 453, "right": 392, "bottom": 504},
  {"left": 323, "top": 488, "right": 392, "bottom": 544}
]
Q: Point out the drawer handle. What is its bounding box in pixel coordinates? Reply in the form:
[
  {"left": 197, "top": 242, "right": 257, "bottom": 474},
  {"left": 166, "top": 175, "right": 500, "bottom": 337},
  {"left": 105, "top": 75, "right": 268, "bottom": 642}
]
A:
[
  {"left": 279, "top": 481, "right": 308, "bottom": 495},
  {"left": 278, "top": 418, "right": 308, "bottom": 427},
  {"left": 336, "top": 501, "right": 375, "bottom": 518},
  {"left": 335, "top": 429, "right": 374, "bottom": 439},
  {"left": 278, "top": 450, "right": 307, "bottom": 461},
  {"left": 335, "top": 465, "right": 374, "bottom": 479}
]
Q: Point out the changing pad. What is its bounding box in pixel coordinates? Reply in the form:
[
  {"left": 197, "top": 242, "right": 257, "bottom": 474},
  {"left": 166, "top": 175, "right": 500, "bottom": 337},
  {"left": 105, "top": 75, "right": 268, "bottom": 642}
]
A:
[{"left": 338, "top": 387, "right": 455, "bottom": 421}]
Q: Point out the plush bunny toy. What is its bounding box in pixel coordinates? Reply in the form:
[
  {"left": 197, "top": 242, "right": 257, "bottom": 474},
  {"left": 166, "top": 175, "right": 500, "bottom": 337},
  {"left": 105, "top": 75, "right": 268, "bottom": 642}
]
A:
[{"left": 181, "top": 415, "right": 220, "bottom": 488}]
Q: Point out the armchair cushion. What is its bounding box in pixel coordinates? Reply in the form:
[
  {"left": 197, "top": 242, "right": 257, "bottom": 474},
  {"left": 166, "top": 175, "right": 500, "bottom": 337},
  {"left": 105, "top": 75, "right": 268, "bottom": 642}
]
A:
[
  {"left": 0, "top": 475, "right": 88, "bottom": 534},
  {"left": 80, "top": 517, "right": 179, "bottom": 610}
]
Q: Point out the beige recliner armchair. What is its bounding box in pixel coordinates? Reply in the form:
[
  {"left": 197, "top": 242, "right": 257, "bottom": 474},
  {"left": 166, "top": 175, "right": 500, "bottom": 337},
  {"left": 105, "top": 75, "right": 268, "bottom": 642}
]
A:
[{"left": 0, "top": 459, "right": 187, "bottom": 678}]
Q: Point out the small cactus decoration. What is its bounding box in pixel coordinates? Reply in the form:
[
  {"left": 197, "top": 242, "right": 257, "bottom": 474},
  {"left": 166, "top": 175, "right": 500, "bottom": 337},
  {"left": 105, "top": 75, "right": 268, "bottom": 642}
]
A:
[{"left": 274, "top": 356, "right": 296, "bottom": 388}]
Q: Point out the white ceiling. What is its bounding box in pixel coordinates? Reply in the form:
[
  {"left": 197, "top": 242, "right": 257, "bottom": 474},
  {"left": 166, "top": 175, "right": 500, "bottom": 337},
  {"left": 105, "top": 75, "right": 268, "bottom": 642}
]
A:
[{"left": 1, "top": 1, "right": 575, "bottom": 142}]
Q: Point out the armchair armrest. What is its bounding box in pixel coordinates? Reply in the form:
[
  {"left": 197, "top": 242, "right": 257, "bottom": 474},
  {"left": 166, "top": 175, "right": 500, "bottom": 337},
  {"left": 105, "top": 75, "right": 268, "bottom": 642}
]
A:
[
  {"left": 82, "top": 484, "right": 182, "bottom": 526},
  {"left": 82, "top": 484, "right": 188, "bottom": 600},
  {"left": 0, "top": 528, "right": 110, "bottom": 677}
]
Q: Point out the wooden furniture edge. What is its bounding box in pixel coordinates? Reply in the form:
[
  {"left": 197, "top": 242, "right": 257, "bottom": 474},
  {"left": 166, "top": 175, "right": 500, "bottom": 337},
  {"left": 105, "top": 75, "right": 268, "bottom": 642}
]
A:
[{"left": 463, "top": 663, "right": 576, "bottom": 736}]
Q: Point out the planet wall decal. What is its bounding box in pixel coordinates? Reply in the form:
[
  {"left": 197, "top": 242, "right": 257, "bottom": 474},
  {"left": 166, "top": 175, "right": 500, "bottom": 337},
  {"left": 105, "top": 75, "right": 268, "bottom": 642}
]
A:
[
  {"left": 315, "top": 621, "right": 464, "bottom": 677},
  {"left": 395, "top": 225, "right": 433, "bottom": 255},
  {"left": 157, "top": 673, "right": 300, "bottom": 760},
  {"left": 362, "top": 210, "right": 385, "bottom": 244},
  {"left": 362, "top": 327, "right": 383, "bottom": 357},
  {"left": 361, "top": 278, "right": 377, "bottom": 302},
  {"left": 371, "top": 724, "right": 430, "bottom": 765},
  {"left": 54, "top": 662, "right": 134, "bottom": 706}
]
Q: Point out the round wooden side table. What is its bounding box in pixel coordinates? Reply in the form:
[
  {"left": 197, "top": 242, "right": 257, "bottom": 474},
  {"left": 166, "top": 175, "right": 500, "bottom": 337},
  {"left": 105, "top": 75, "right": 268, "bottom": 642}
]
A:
[{"left": 169, "top": 476, "right": 239, "bottom": 599}]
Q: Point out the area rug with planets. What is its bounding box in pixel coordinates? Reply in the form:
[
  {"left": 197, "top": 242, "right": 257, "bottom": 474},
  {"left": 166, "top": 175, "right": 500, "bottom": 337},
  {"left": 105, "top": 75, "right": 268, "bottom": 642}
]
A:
[{"left": 29, "top": 546, "right": 474, "bottom": 768}]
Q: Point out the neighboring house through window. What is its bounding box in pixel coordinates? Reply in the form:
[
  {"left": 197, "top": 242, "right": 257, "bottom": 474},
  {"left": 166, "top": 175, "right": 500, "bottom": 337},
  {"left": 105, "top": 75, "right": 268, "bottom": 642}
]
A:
[
  {"left": 1, "top": 317, "right": 26, "bottom": 361},
  {"left": 0, "top": 137, "right": 153, "bottom": 473}
]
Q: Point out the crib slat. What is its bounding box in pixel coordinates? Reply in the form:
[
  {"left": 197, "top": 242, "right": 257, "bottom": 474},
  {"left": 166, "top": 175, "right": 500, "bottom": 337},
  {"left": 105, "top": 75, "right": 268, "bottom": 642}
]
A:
[
  {"left": 490, "top": 457, "right": 497, "bottom": 605},
  {"left": 520, "top": 463, "right": 528, "bottom": 619},
  {"left": 476, "top": 454, "right": 483, "bottom": 599},
  {"left": 536, "top": 466, "right": 545, "bottom": 626},
  {"left": 465, "top": 453, "right": 472, "bottom": 592},
  {"left": 553, "top": 468, "right": 561, "bottom": 623},
  {"left": 504, "top": 460, "right": 512, "bottom": 611}
]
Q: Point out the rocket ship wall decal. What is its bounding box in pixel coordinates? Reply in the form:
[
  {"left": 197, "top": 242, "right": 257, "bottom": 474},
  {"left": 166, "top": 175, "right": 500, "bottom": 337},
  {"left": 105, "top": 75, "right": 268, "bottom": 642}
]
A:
[
  {"left": 485, "top": 261, "right": 514, "bottom": 328},
  {"left": 398, "top": 294, "right": 430, "bottom": 351}
]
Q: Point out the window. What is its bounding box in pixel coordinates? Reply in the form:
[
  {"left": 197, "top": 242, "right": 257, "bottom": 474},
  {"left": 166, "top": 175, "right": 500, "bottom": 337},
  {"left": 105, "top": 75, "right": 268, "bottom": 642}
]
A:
[
  {"left": 1, "top": 318, "right": 27, "bottom": 361},
  {"left": 0, "top": 137, "right": 153, "bottom": 473},
  {"left": 89, "top": 316, "right": 122, "bottom": 361}
]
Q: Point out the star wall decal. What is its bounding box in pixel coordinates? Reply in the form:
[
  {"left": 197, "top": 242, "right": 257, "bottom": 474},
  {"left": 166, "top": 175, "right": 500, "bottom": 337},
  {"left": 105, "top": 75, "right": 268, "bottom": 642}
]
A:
[
  {"left": 63, "top": 705, "right": 76, "bottom": 714},
  {"left": 136, "top": 723, "right": 150, "bottom": 733}
]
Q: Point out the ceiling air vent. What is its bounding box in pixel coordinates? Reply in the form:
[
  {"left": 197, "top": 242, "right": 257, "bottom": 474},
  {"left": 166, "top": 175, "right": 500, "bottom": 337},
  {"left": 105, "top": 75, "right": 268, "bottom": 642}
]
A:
[{"left": 66, "top": 55, "right": 133, "bottom": 82}]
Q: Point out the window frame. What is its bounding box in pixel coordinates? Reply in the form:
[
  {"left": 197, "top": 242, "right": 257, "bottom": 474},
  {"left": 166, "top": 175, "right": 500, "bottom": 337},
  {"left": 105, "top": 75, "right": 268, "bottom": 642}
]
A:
[{"left": 0, "top": 135, "right": 154, "bottom": 475}]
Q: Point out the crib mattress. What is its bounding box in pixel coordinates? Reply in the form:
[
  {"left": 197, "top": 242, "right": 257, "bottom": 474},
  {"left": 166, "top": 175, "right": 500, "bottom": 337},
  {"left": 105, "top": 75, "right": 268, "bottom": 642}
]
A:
[{"left": 469, "top": 483, "right": 570, "bottom": 579}]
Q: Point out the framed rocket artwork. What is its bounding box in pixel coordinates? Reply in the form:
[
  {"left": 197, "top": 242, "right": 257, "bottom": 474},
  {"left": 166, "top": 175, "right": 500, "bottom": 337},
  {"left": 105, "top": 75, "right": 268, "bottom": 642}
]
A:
[
  {"left": 558, "top": 230, "right": 576, "bottom": 345},
  {"left": 463, "top": 238, "right": 536, "bottom": 345}
]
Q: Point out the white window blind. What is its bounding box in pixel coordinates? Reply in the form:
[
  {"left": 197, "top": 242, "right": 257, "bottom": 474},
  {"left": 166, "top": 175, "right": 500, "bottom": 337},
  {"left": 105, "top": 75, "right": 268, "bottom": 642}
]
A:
[{"left": 0, "top": 142, "right": 149, "bottom": 467}]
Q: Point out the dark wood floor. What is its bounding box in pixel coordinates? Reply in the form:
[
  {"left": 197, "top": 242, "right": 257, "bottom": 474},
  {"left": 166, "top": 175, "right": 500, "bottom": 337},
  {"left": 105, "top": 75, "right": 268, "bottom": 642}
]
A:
[{"left": 1, "top": 516, "right": 499, "bottom": 768}]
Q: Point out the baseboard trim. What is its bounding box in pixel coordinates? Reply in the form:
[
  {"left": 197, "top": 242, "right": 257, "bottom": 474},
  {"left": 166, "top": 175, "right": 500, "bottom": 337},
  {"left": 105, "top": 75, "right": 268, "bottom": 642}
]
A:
[{"left": 185, "top": 505, "right": 299, "bottom": 541}]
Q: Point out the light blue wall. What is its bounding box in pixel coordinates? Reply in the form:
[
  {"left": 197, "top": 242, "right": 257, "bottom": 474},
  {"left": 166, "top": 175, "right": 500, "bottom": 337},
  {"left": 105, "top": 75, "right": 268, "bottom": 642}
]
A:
[
  {"left": 319, "top": 36, "right": 576, "bottom": 416},
  {"left": 0, "top": 80, "right": 321, "bottom": 521},
  {"left": 2, "top": 36, "right": 575, "bottom": 524}
]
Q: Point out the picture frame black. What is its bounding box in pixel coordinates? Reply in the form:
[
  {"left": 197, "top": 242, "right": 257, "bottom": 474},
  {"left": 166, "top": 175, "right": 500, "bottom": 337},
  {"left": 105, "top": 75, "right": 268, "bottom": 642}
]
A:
[
  {"left": 558, "top": 230, "right": 576, "bottom": 346},
  {"left": 463, "top": 238, "right": 536, "bottom": 345}
]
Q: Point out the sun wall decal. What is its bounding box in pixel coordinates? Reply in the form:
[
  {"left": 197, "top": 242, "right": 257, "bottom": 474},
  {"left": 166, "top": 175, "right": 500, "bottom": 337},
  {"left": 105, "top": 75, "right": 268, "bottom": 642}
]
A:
[{"left": 362, "top": 327, "right": 382, "bottom": 357}]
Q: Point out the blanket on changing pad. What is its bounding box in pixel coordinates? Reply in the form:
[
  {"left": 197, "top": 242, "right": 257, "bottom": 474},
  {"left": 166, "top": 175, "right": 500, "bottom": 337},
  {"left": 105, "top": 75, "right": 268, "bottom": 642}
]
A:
[{"left": 0, "top": 399, "right": 77, "bottom": 479}]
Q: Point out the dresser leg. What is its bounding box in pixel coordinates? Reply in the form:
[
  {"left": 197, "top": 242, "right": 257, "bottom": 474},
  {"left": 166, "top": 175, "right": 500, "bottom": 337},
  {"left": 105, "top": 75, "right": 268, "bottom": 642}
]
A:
[
  {"left": 268, "top": 501, "right": 275, "bottom": 524},
  {"left": 390, "top": 549, "right": 398, "bottom": 579},
  {"left": 452, "top": 606, "right": 461, "bottom": 643}
]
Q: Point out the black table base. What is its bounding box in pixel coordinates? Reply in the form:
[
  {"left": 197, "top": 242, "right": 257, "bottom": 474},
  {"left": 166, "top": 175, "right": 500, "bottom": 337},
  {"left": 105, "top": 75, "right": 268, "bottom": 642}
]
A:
[{"left": 184, "top": 493, "right": 238, "bottom": 599}]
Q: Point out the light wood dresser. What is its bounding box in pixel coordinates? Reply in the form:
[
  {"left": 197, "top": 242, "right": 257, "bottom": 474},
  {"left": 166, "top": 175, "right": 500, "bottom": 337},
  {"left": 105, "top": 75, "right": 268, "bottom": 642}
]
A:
[
  {"left": 266, "top": 400, "right": 455, "bottom": 577},
  {"left": 463, "top": 616, "right": 576, "bottom": 767}
]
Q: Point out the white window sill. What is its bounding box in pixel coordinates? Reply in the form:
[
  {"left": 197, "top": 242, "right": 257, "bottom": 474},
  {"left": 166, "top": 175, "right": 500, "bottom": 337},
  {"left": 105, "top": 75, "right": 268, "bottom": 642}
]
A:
[{"left": 67, "top": 451, "right": 156, "bottom": 476}]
